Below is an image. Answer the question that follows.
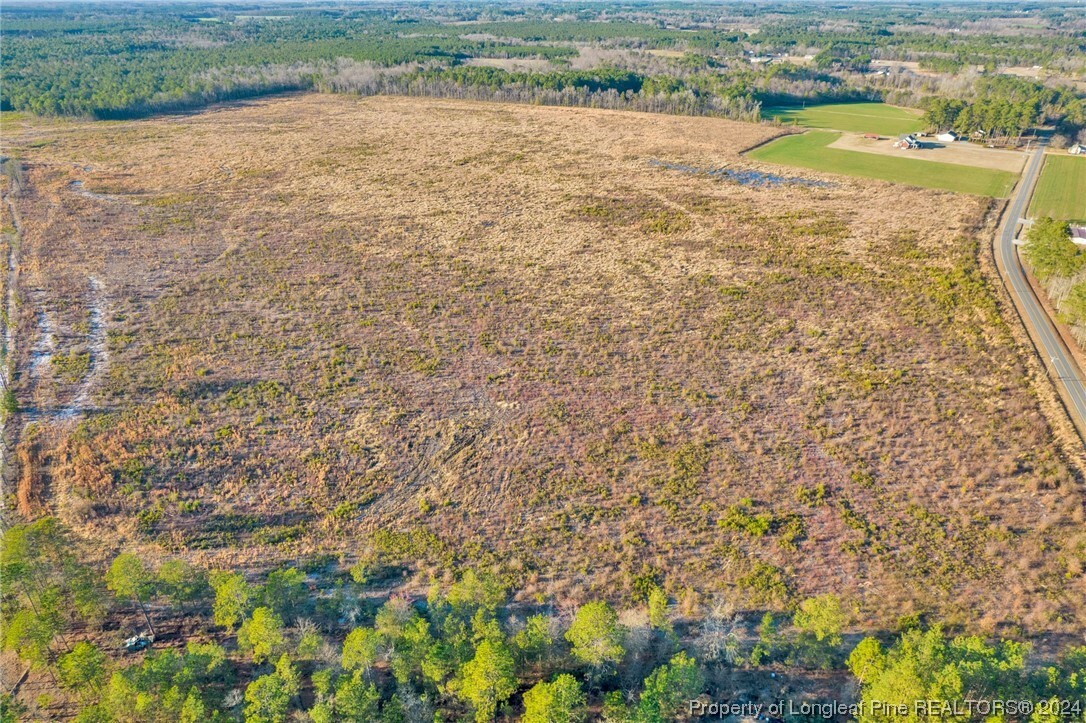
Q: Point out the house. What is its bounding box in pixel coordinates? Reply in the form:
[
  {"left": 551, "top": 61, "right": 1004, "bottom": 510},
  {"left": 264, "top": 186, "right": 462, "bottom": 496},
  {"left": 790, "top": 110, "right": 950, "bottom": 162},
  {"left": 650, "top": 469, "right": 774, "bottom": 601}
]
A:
[
  {"left": 1070, "top": 144, "right": 1086, "bottom": 155},
  {"left": 894, "top": 134, "right": 920, "bottom": 150},
  {"left": 936, "top": 131, "right": 960, "bottom": 142}
]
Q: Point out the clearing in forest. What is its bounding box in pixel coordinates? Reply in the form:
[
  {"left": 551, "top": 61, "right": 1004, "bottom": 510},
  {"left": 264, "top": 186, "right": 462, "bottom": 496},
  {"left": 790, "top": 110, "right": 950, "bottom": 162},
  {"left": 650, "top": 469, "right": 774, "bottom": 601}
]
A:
[{"left": 761, "top": 101, "right": 926, "bottom": 136}]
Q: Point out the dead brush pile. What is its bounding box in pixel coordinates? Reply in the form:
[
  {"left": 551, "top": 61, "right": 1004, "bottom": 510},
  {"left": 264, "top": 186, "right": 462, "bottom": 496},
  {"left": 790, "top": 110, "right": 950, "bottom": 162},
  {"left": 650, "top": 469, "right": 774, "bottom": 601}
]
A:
[{"left": 3, "top": 94, "right": 1083, "bottom": 632}]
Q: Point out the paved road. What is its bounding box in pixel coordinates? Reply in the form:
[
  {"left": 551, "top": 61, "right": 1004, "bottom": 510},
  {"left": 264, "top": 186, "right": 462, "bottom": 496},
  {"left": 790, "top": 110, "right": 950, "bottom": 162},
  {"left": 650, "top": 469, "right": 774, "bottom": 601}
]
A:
[{"left": 996, "top": 146, "right": 1086, "bottom": 435}]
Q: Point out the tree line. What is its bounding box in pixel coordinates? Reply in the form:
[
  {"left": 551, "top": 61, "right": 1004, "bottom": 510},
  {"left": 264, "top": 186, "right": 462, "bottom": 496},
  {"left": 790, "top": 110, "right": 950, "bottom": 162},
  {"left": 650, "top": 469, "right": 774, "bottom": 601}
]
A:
[
  {"left": 922, "top": 76, "right": 1084, "bottom": 140},
  {"left": 1024, "top": 218, "right": 1086, "bottom": 348},
  {"left": 3, "top": 518, "right": 1085, "bottom": 722},
  {"left": 3, "top": 3, "right": 1083, "bottom": 141}
]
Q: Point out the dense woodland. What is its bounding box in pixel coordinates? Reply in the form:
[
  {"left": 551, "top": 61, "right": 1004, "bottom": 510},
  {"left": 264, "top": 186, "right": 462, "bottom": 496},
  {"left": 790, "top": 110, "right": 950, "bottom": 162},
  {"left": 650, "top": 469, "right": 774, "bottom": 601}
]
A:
[
  {"left": 2, "top": 519, "right": 1085, "bottom": 722},
  {"left": 1, "top": 2, "right": 1084, "bottom": 142}
]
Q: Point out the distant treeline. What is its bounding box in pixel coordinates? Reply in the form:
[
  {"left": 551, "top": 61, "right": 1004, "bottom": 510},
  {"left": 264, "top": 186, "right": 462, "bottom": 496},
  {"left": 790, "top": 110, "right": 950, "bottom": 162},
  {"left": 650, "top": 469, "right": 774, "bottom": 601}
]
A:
[
  {"left": 750, "top": 19, "right": 1086, "bottom": 69},
  {"left": 1, "top": 3, "right": 1083, "bottom": 138},
  {"left": 325, "top": 65, "right": 766, "bottom": 122}
]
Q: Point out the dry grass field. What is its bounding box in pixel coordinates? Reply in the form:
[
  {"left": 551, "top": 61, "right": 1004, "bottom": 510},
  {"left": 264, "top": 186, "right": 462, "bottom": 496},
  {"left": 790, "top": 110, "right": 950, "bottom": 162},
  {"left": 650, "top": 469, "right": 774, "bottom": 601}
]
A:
[{"left": 3, "top": 94, "right": 1084, "bottom": 632}]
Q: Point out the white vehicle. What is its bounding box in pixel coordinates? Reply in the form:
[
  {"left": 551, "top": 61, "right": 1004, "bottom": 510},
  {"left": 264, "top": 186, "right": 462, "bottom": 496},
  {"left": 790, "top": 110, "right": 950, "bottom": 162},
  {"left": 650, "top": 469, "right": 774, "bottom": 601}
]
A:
[{"left": 122, "top": 633, "right": 153, "bottom": 652}]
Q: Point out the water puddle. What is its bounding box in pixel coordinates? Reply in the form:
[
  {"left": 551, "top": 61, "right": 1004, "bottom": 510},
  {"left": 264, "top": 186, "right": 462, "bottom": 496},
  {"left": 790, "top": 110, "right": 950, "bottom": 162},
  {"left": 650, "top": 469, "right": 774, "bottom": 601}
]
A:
[
  {"left": 649, "top": 159, "right": 834, "bottom": 188},
  {"left": 69, "top": 180, "right": 120, "bottom": 203}
]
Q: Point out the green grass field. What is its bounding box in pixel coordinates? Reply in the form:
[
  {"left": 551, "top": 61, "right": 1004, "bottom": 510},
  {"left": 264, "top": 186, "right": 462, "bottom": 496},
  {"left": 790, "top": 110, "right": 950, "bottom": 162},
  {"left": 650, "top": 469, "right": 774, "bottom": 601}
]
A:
[
  {"left": 761, "top": 102, "right": 925, "bottom": 136},
  {"left": 748, "top": 131, "right": 1017, "bottom": 197},
  {"left": 1029, "top": 155, "right": 1086, "bottom": 221}
]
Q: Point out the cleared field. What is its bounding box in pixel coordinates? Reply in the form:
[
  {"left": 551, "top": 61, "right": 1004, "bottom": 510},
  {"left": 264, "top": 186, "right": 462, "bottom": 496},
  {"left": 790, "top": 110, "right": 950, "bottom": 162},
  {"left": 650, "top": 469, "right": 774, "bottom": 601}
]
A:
[
  {"left": 869, "top": 59, "right": 942, "bottom": 78},
  {"left": 464, "top": 57, "right": 555, "bottom": 72},
  {"left": 4, "top": 95, "right": 1083, "bottom": 628},
  {"left": 761, "top": 101, "right": 925, "bottom": 136},
  {"left": 1030, "top": 155, "right": 1086, "bottom": 221},
  {"left": 749, "top": 131, "right": 1018, "bottom": 197},
  {"left": 829, "top": 133, "right": 1026, "bottom": 173}
]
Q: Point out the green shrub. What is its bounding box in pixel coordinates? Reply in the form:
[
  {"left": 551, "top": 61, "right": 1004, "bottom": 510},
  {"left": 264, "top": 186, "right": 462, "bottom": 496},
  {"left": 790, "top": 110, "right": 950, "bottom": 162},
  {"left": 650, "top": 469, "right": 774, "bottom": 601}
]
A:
[
  {"left": 52, "top": 351, "right": 91, "bottom": 383},
  {"left": 1024, "top": 217, "right": 1083, "bottom": 281},
  {"left": 718, "top": 498, "right": 774, "bottom": 538}
]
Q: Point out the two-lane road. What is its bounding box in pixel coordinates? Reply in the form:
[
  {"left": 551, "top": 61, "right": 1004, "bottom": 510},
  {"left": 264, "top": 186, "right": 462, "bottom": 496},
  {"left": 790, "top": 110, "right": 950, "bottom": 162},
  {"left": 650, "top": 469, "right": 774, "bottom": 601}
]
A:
[{"left": 996, "top": 146, "right": 1086, "bottom": 436}]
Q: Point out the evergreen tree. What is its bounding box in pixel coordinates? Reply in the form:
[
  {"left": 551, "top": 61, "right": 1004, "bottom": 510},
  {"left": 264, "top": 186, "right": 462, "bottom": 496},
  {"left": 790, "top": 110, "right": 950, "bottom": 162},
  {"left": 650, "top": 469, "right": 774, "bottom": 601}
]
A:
[
  {"left": 847, "top": 627, "right": 1030, "bottom": 722},
  {"left": 239, "top": 607, "right": 286, "bottom": 664},
  {"left": 58, "top": 642, "right": 108, "bottom": 700},
  {"left": 210, "top": 571, "right": 253, "bottom": 629},
  {"left": 634, "top": 652, "right": 703, "bottom": 723},
  {"left": 105, "top": 553, "right": 158, "bottom": 638},
  {"left": 260, "top": 568, "right": 307, "bottom": 623},
  {"left": 1024, "top": 218, "right": 1083, "bottom": 281},
  {"left": 566, "top": 601, "right": 625, "bottom": 670},
  {"left": 456, "top": 638, "right": 518, "bottom": 722},
  {"left": 157, "top": 560, "right": 210, "bottom": 614},
  {"left": 244, "top": 654, "right": 299, "bottom": 723},
  {"left": 522, "top": 674, "right": 587, "bottom": 723},
  {"left": 342, "top": 626, "right": 381, "bottom": 672}
]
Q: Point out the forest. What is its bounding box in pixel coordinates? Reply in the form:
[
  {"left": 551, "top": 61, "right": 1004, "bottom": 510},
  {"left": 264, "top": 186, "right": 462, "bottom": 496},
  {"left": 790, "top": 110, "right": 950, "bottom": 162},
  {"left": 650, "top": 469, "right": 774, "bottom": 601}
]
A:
[
  {"left": 3, "top": 518, "right": 1085, "bottom": 722},
  {"left": 1, "top": 2, "right": 1083, "bottom": 142}
]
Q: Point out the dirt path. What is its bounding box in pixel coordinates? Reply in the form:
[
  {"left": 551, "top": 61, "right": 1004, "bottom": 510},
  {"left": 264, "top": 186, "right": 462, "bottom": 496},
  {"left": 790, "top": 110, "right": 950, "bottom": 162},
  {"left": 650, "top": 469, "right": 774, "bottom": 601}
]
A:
[
  {"left": 0, "top": 191, "right": 19, "bottom": 485},
  {"left": 28, "top": 309, "right": 56, "bottom": 382},
  {"left": 20, "top": 278, "right": 107, "bottom": 425},
  {"left": 0, "top": 177, "right": 109, "bottom": 498},
  {"left": 60, "top": 277, "right": 107, "bottom": 420}
]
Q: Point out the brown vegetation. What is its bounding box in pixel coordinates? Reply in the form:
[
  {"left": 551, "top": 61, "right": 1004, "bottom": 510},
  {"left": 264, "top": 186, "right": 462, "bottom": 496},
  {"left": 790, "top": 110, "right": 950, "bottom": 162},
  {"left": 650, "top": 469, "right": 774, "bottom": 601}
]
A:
[{"left": 3, "top": 94, "right": 1084, "bottom": 633}]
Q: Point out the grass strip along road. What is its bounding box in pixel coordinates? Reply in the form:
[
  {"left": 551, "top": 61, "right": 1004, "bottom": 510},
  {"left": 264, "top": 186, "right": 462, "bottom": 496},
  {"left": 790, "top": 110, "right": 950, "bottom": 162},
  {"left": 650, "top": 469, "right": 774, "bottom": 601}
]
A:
[
  {"left": 998, "top": 147, "right": 1086, "bottom": 439},
  {"left": 749, "top": 131, "right": 1017, "bottom": 197}
]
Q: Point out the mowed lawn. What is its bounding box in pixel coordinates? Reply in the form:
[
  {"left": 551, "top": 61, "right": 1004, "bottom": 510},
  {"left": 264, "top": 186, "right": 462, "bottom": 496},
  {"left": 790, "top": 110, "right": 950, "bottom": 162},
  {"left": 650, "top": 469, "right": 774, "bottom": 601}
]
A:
[
  {"left": 749, "top": 131, "right": 1017, "bottom": 197},
  {"left": 1029, "top": 155, "right": 1086, "bottom": 221},
  {"left": 761, "top": 102, "right": 925, "bottom": 136}
]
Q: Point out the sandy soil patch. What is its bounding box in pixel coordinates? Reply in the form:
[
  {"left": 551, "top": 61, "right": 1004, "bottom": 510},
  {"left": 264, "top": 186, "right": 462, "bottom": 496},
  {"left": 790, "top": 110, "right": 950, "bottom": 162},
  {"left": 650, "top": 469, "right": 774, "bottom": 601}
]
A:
[
  {"left": 870, "top": 59, "right": 941, "bottom": 77},
  {"left": 464, "top": 57, "right": 555, "bottom": 72},
  {"left": 1002, "top": 66, "right": 1086, "bottom": 92},
  {"left": 830, "top": 133, "right": 1027, "bottom": 173},
  {"left": 1002, "top": 65, "right": 1044, "bottom": 79},
  {"left": 647, "top": 49, "right": 686, "bottom": 59}
]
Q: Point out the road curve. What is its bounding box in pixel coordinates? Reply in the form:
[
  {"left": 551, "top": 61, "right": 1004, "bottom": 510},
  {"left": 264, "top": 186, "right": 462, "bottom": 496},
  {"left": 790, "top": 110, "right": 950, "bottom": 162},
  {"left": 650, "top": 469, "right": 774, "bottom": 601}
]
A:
[{"left": 996, "top": 147, "right": 1086, "bottom": 438}]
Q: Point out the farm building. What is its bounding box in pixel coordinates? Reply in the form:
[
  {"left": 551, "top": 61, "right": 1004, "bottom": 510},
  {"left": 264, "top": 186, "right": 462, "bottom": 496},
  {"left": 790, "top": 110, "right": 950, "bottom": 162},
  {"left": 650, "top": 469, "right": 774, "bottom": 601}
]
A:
[
  {"left": 1070, "top": 144, "right": 1085, "bottom": 155},
  {"left": 894, "top": 134, "right": 920, "bottom": 150},
  {"left": 1072, "top": 226, "right": 1086, "bottom": 246},
  {"left": 936, "top": 131, "right": 960, "bottom": 142}
]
